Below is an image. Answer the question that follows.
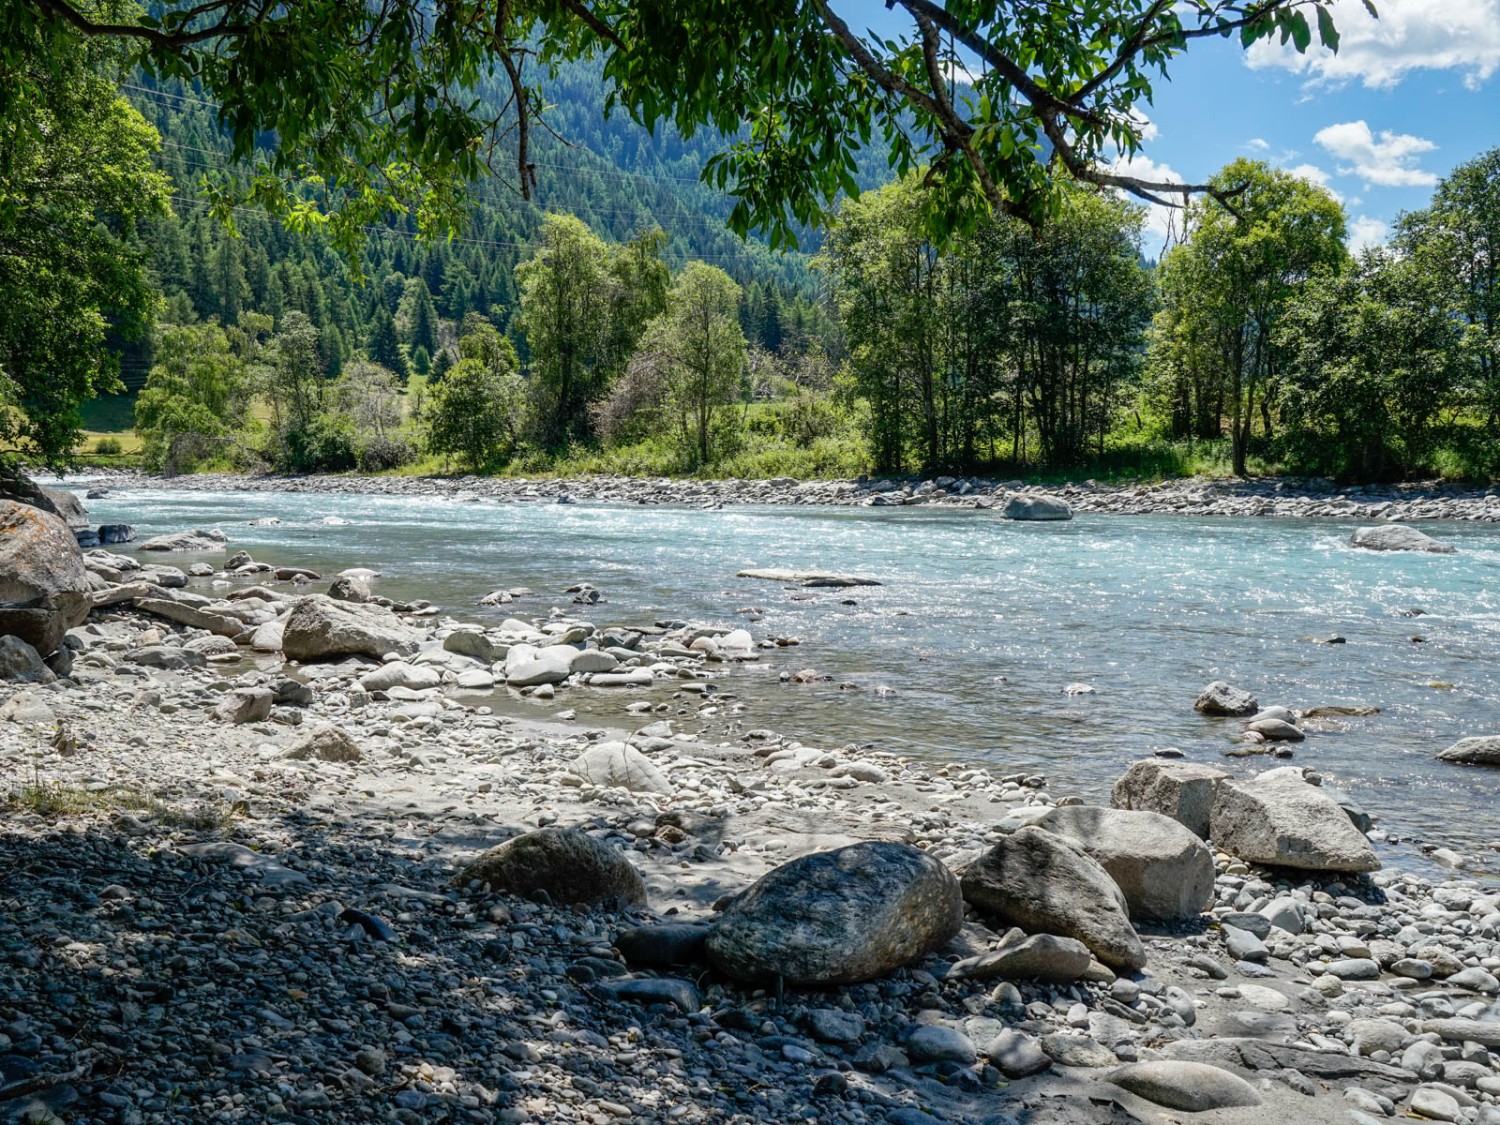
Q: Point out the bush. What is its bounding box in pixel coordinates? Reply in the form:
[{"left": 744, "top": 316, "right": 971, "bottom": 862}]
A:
[
  {"left": 93, "top": 436, "right": 123, "bottom": 455},
  {"left": 356, "top": 435, "right": 416, "bottom": 472},
  {"left": 282, "top": 414, "right": 357, "bottom": 472}
]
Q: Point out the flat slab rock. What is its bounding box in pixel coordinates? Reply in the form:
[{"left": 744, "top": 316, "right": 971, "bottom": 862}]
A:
[
  {"left": 736, "top": 568, "right": 881, "bottom": 587},
  {"left": 1350, "top": 524, "right": 1456, "bottom": 554},
  {"left": 1161, "top": 1036, "right": 1414, "bottom": 1081},
  {"left": 1106, "top": 1061, "right": 1262, "bottom": 1112}
]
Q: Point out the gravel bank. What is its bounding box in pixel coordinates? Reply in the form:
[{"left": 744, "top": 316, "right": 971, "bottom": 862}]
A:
[
  {"left": 76, "top": 470, "right": 1500, "bottom": 523},
  {"left": 3, "top": 535, "right": 1500, "bottom": 1125}
]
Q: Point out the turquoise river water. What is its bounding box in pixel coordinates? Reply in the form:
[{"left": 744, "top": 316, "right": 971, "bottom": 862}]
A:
[{"left": 64, "top": 482, "right": 1500, "bottom": 870}]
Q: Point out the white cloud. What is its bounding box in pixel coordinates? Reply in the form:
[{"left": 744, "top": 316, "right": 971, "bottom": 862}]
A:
[
  {"left": 1127, "top": 111, "right": 1160, "bottom": 143},
  {"left": 1313, "top": 120, "right": 1438, "bottom": 186},
  {"left": 1247, "top": 0, "right": 1500, "bottom": 89},
  {"left": 1286, "top": 162, "right": 1343, "bottom": 201},
  {"left": 1348, "top": 215, "right": 1390, "bottom": 251},
  {"left": 1246, "top": 137, "right": 1271, "bottom": 152},
  {"left": 1107, "top": 153, "right": 1187, "bottom": 248}
]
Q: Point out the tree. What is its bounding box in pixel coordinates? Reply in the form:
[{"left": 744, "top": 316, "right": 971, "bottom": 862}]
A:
[
  {"left": 337, "top": 359, "right": 413, "bottom": 470},
  {"left": 17, "top": 1, "right": 1348, "bottom": 255},
  {"left": 818, "top": 174, "right": 941, "bottom": 472},
  {"left": 0, "top": 22, "right": 171, "bottom": 467},
  {"left": 821, "top": 172, "right": 1152, "bottom": 472},
  {"left": 425, "top": 333, "right": 524, "bottom": 471},
  {"left": 1278, "top": 249, "right": 1469, "bottom": 478},
  {"left": 135, "top": 321, "right": 255, "bottom": 473},
  {"left": 1149, "top": 159, "right": 1347, "bottom": 476},
  {"left": 1001, "top": 187, "right": 1154, "bottom": 464},
  {"left": 631, "top": 263, "right": 747, "bottom": 468},
  {"left": 396, "top": 276, "right": 440, "bottom": 356},
  {"left": 263, "top": 311, "right": 352, "bottom": 469},
  {"left": 1397, "top": 148, "right": 1500, "bottom": 421},
  {"left": 515, "top": 214, "right": 616, "bottom": 446},
  {"left": 365, "top": 305, "right": 406, "bottom": 379}
]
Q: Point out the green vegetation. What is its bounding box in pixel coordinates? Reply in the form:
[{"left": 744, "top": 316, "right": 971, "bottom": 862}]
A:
[
  {"left": 0, "top": 15, "right": 171, "bottom": 467},
  {"left": 10, "top": 1, "right": 1344, "bottom": 257},
  {"left": 1149, "top": 160, "right": 1348, "bottom": 477},
  {"left": 11, "top": 3, "right": 1500, "bottom": 485}
]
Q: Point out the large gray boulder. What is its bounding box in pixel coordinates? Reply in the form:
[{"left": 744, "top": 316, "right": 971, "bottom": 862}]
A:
[
  {"left": 960, "top": 826, "right": 1147, "bottom": 970},
  {"left": 1110, "top": 759, "right": 1228, "bottom": 840},
  {"left": 1194, "top": 681, "right": 1258, "bottom": 716},
  {"left": 1210, "top": 771, "right": 1380, "bottom": 872},
  {"left": 1351, "top": 524, "right": 1455, "bottom": 554},
  {"left": 1436, "top": 736, "right": 1500, "bottom": 767},
  {"left": 452, "top": 827, "right": 647, "bottom": 909},
  {"left": 138, "top": 528, "right": 229, "bottom": 552},
  {"left": 572, "top": 742, "right": 672, "bottom": 794},
  {"left": 281, "top": 597, "right": 418, "bottom": 663},
  {"left": 0, "top": 635, "right": 55, "bottom": 683},
  {"left": 0, "top": 500, "right": 91, "bottom": 655},
  {"left": 1039, "top": 805, "right": 1214, "bottom": 922},
  {"left": 1001, "top": 494, "right": 1073, "bottom": 521},
  {"left": 706, "top": 842, "right": 963, "bottom": 985},
  {"left": 39, "top": 486, "right": 88, "bottom": 531}
]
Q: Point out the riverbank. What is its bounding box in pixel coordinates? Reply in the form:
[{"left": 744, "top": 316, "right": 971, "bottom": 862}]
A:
[
  {"left": 77, "top": 469, "right": 1500, "bottom": 522},
  {"left": 4, "top": 530, "right": 1500, "bottom": 1124}
]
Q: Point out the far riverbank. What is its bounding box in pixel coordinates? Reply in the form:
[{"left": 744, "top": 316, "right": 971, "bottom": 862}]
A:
[{"left": 64, "top": 469, "right": 1500, "bottom": 522}]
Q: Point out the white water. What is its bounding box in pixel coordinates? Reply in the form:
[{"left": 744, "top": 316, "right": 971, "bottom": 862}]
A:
[{"left": 69, "top": 482, "right": 1500, "bottom": 870}]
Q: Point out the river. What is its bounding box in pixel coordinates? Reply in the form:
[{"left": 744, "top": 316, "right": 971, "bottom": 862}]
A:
[{"left": 64, "top": 480, "right": 1500, "bottom": 868}]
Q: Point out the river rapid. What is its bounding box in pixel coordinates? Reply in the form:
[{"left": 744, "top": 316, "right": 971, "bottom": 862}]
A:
[{"left": 65, "top": 480, "right": 1500, "bottom": 869}]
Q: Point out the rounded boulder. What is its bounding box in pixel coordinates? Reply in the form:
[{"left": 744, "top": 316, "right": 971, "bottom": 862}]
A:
[
  {"left": 1039, "top": 805, "right": 1214, "bottom": 922},
  {"left": 453, "top": 827, "right": 647, "bottom": 909},
  {"left": 960, "top": 826, "right": 1146, "bottom": 971},
  {"left": 706, "top": 842, "right": 962, "bottom": 985}
]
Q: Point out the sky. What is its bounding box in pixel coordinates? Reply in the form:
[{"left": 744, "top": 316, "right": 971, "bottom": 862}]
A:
[{"left": 846, "top": 0, "right": 1500, "bottom": 257}]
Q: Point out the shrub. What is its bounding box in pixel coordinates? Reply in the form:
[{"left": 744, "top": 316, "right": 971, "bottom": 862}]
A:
[{"left": 93, "top": 436, "right": 123, "bottom": 455}]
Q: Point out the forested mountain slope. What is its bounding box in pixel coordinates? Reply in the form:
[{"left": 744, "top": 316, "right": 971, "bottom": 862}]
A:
[{"left": 121, "top": 57, "right": 859, "bottom": 388}]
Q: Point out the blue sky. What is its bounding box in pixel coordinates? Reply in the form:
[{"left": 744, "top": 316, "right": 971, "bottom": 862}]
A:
[{"left": 844, "top": 1, "right": 1500, "bottom": 255}]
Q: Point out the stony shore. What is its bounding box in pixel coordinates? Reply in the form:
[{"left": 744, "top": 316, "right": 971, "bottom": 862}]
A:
[
  {"left": 3, "top": 526, "right": 1499, "bottom": 1125},
  {"left": 83, "top": 469, "right": 1500, "bottom": 523}
]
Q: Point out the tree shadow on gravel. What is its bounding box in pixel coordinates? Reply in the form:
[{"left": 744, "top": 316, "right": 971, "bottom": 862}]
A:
[{"left": 0, "top": 797, "right": 1069, "bottom": 1125}]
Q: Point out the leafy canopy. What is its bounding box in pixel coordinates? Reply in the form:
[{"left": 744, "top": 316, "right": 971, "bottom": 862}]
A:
[
  {"left": 0, "top": 5, "right": 171, "bottom": 466},
  {"left": 16, "top": 0, "right": 1360, "bottom": 252}
]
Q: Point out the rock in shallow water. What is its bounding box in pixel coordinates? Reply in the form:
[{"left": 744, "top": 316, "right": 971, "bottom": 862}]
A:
[
  {"left": 1351, "top": 524, "right": 1456, "bottom": 554},
  {"left": 1436, "top": 735, "right": 1500, "bottom": 766},
  {"left": 1209, "top": 770, "right": 1380, "bottom": 873},
  {"left": 453, "top": 827, "right": 647, "bottom": 909},
  {"left": 706, "top": 841, "right": 962, "bottom": 985},
  {"left": 960, "top": 826, "right": 1146, "bottom": 970},
  {"left": 1194, "top": 680, "right": 1258, "bottom": 717},
  {"left": 1000, "top": 494, "right": 1072, "bottom": 521}
]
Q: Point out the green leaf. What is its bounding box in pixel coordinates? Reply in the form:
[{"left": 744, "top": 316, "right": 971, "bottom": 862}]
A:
[
  {"left": 1290, "top": 12, "right": 1313, "bottom": 52},
  {"left": 1315, "top": 5, "right": 1340, "bottom": 52}
]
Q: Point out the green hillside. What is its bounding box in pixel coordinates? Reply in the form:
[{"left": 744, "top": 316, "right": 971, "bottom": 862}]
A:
[{"left": 120, "top": 58, "right": 854, "bottom": 390}]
